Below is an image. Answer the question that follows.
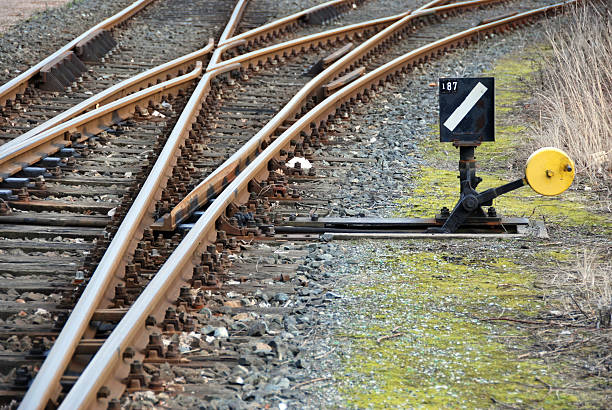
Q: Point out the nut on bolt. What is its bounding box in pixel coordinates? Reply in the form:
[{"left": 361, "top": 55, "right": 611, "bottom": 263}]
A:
[
  {"left": 145, "top": 315, "right": 157, "bottom": 327},
  {"left": 97, "top": 385, "right": 110, "bottom": 399},
  {"left": 122, "top": 347, "right": 135, "bottom": 361},
  {"left": 107, "top": 399, "right": 121, "bottom": 410},
  {"left": 440, "top": 206, "right": 450, "bottom": 218}
]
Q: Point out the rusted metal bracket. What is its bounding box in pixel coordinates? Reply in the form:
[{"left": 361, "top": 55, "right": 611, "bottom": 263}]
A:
[
  {"left": 275, "top": 216, "right": 530, "bottom": 235},
  {"left": 216, "top": 214, "right": 246, "bottom": 236},
  {"left": 37, "top": 52, "right": 87, "bottom": 91},
  {"left": 322, "top": 67, "right": 366, "bottom": 97},
  {"left": 307, "top": 42, "right": 355, "bottom": 75},
  {"left": 302, "top": 3, "right": 342, "bottom": 25},
  {"left": 75, "top": 29, "right": 117, "bottom": 63}
]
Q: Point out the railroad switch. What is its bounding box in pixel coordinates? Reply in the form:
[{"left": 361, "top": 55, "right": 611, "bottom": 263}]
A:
[
  {"left": 427, "top": 145, "right": 575, "bottom": 233},
  {"left": 429, "top": 77, "right": 575, "bottom": 233}
]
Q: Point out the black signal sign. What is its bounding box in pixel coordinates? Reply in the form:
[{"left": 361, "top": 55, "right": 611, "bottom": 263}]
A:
[{"left": 439, "top": 77, "right": 494, "bottom": 143}]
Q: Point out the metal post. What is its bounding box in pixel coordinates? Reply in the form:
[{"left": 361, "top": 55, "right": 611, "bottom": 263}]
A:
[{"left": 458, "top": 145, "right": 480, "bottom": 196}]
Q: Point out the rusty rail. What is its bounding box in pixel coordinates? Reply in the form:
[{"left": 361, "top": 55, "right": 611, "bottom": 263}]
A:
[
  {"left": 219, "top": 0, "right": 362, "bottom": 48},
  {"left": 0, "top": 62, "right": 202, "bottom": 182},
  {"left": 207, "top": 11, "right": 409, "bottom": 73},
  {"left": 16, "top": 0, "right": 249, "bottom": 407},
  {"left": 0, "top": 39, "right": 214, "bottom": 153},
  {"left": 60, "top": 2, "right": 580, "bottom": 407},
  {"left": 13, "top": 63, "right": 236, "bottom": 409},
  {"left": 206, "top": 0, "right": 249, "bottom": 72},
  {"left": 154, "top": 0, "right": 509, "bottom": 231},
  {"left": 210, "top": 0, "right": 509, "bottom": 73},
  {"left": 214, "top": 0, "right": 451, "bottom": 61},
  {"left": 0, "top": 0, "right": 155, "bottom": 108}
]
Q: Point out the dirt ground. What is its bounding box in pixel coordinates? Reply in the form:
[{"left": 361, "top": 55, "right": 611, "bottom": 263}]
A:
[{"left": 0, "top": 0, "right": 71, "bottom": 32}]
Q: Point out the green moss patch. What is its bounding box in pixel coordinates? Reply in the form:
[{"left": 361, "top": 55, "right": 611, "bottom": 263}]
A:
[{"left": 336, "top": 246, "right": 578, "bottom": 408}]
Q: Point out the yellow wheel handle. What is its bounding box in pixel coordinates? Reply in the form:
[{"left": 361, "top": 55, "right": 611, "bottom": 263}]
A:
[{"left": 525, "top": 147, "right": 575, "bottom": 196}]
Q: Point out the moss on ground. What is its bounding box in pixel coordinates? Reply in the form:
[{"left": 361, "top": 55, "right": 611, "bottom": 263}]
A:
[{"left": 336, "top": 246, "right": 578, "bottom": 408}]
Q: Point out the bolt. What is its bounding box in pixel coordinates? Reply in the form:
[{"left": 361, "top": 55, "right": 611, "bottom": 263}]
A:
[
  {"left": 546, "top": 169, "right": 554, "bottom": 177},
  {"left": 14, "top": 366, "right": 31, "bottom": 387},
  {"left": 122, "top": 347, "right": 135, "bottom": 361},
  {"left": 166, "top": 342, "right": 179, "bottom": 359},
  {"left": 440, "top": 207, "right": 450, "bottom": 218},
  {"left": 125, "top": 360, "right": 147, "bottom": 389},
  {"left": 97, "top": 385, "right": 110, "bottom": 399},
  {"left": 149, "top": 372, "right": 164, "bottom": 391},
  {"left": 462, "top": 195, "right": 479, "bottom": 212},
  {"left": 108, "top": 399, "right": 121, "bottom": 410},
  {"left": 145, "top": 315, "right": 157, "bottom": 327},
  {"left": 0, "top": 200, "right": 10, "bottom": 215}
]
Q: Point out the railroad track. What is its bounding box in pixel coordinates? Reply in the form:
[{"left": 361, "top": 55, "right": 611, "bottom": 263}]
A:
[
  {"left": 0, "top": 0, "right": 236, "bottom": 146},
  {"left": 0, "top": 0, "right": 372, "bottom": 406},
  {"left": 0, "top": 0, "right": 579, "bottom": 408}
]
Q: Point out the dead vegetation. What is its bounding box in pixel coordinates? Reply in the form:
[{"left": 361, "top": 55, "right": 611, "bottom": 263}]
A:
[
  {"left": 532, "top": 3, "right": 612, "bottom": 187},
  {"left": 517, "top": 4, "right": 612, "bottom": 398},
  {"left": 571, "top": 249, "right": 612, "bottom": 328},
  {"left": 549, "top": 248, "right": 612, "bottom": 329}
]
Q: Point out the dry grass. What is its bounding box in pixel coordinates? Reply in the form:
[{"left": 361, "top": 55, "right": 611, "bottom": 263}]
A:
[
  {"left": 566, "top": 249, "right": 612, "bottom": 328},
  {"left": 532, "top": 3, "right": 612, "bottom": 186},
  {"left": 534, "top": 3, "right": 612, "bottom": 329}
]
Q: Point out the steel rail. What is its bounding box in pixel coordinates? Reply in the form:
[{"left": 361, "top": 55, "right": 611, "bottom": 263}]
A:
[
  {"left": 59, "top": 1, "right": 578, "bottom": 408},
  {"left": 0, "top": 62, "right": 203, "bottom": 182},
  {"left": 415, "top": 0, "right": 454, "bottom": 12},
  {"left": 12, "top": 63, "right": 236, "bottom": 409},
  {"left": 209, "top": 0, "right": 508, "bottom": 73},
  {"left": 214, "top": 0, "right": 450, "bottom": 61},
  {"left": 0, "top": 39, "right": 215, "bottom": 154},
  {"left": 207, "top": 13, "right": 409, "bottom": 73},
  {"left": 219, "top": 0, "right": 361, "bottom": 47},
  {"left": 154, "top": 0, "right": 508, "bottom": 231},
  {"left": 207, "top": 0, "right": 249, "bottom": 72},
  {"left": 219, "top": 0, "right": 250, "bottom": 45},
  {"left": 0, "top": 0, "right": 156, "bottom": 108},
  {"left": 16, "top": 66, "right": 238, "bottom": 410},
  {"left": 16, "top": 0, "right": 249, "bottom": 407}
]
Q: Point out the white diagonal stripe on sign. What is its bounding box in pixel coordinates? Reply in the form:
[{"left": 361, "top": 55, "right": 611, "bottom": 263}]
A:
[{"left": 443, "top": 82, "right": 488, "bottom": 132}]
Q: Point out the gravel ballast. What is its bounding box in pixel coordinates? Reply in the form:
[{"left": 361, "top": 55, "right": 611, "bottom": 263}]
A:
[
  {"left": 124, "top": 12, "right": 610, "bottom": 409},
  {"left": 2, "top": 1, "right": 609, "bottom": 408}
]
